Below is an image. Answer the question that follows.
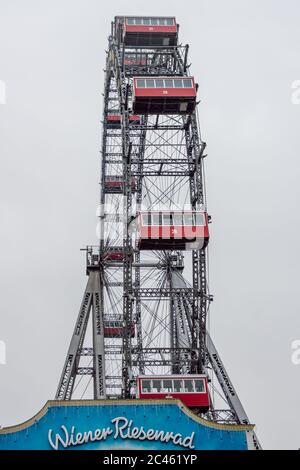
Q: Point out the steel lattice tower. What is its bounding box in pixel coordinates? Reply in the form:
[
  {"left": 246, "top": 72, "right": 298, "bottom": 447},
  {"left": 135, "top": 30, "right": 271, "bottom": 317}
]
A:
[{"left": 55, "top": 16, "right": 260, "bottom": 447}]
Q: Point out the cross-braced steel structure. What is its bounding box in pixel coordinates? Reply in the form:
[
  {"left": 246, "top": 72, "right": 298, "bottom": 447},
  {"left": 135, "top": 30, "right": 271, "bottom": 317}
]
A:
[{"left": 55, "top": 16, "right": 260, "bottom": 448}]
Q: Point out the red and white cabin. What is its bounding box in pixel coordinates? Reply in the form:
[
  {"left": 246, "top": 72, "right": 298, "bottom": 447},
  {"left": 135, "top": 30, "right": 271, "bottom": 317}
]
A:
[
  {"left": 104, "top": 319, "right": 135, "bottom": 338},
  {"left": 124, "top": 53, "right": 147, "bottom": 66},
  {"left": 106, "top": 113, "right": 141, "bottom": 129},
  {"left": 136, "top": 375, "right": 210, "bottom": 411},
  {"left": 132, "top": 77, "right": 197, "bottom": 115},
  {"left": 104, "top": 175, "right": 137, "bottom": 193},
  {"left": 121, "top": 17, "right": 178, "bottom": 47},
  {"left": 102, "top": 248, "right": 125, "bottom": 262},
  {"left": 137, "top": 211, "right": 209, "bottom": 251}
]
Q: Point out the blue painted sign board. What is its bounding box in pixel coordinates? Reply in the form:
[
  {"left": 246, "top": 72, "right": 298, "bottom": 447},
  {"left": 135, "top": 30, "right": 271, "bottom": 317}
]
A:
[{"left": 0, "top": 400, "right": 255, "bottom": 450}]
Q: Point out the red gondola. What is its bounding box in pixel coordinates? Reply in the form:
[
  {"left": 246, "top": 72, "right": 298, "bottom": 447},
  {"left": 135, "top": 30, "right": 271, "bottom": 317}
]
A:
[
  {"left": 132, "top": 77, "right": 197, "bottom": 115},
  {"left": 136, "top": 375, "right": 210, "bottom": 411},
  {"left": 104, "top": 318, "right": 135, "bottom": 338},
  {"left": 137, "top": 211, "right": 209, "bottom": 251},
  {"left": 120, "top": 17, "right": 178, "bottom": 47},
  {"left": 102, "top": 248, "right": 125, "bottom": 262},
  {"left": 106, "top": 113, "right": 141, "bottom": 129},
  {"left": 124, "top": 53, "right": 147, "bottom": 66},
  {"left": 104, "top": 175, "right": 137, "bottom": 193}
]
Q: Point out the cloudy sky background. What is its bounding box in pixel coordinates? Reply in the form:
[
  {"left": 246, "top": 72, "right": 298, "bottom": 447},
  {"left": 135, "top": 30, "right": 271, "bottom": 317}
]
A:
[{"left": 0, "top": 0, "right": 300, "bottom": 449}]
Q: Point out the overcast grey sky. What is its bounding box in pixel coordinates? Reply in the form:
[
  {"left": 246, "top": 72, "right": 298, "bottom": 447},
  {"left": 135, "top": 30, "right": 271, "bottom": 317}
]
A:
[{"left": 0, "top": 0, "right": 300, "bottom": 450}]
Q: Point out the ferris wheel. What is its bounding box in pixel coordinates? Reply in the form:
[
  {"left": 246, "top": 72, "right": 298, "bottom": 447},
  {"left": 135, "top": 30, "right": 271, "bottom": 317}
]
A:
[
  {"left": 100, "top": 17, "right": 209, "bottom": 402},
  {"left": 55, "top": 17, "right": 259, "bottom": 442}
]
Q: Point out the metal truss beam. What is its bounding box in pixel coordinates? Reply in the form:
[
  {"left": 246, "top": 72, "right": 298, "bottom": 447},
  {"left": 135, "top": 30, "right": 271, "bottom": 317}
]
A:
[
  {"left": 132, "top": 359, "right": 191, "bottom": 367},
  {"left": 134, "top": 287, "right": 194, "bottom": 298},
  {"left": 55, "top": 270, "right": 106, "bottom": 400},
  {"left": 205, "top": 333, "right": 251, "bottom": 425}
]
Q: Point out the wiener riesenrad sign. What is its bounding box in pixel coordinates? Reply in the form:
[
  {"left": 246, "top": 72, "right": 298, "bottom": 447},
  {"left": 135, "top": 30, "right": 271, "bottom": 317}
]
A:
[{"left": 0, "top": 400, "right": 254, "bottom": 450}]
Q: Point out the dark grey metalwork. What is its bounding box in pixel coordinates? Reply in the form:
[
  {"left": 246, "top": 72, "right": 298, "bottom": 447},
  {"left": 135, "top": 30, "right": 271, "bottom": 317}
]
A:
[
  {"left": 55, "top": 269, "right": 106, "bottom": 400},
  {"left": 205, "top": 332, "right": 251, "bottom": 425}
]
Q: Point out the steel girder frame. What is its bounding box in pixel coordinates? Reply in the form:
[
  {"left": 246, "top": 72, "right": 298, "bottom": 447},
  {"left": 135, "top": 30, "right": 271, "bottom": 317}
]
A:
[{"left": 55, "top": 270, "right": 106, "bottom": 400}]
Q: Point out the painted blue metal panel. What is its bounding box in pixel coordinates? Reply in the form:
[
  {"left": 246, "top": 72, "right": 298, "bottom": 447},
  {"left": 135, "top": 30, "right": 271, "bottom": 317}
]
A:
[{"left": 0, "top": 401, "right": 252, "bottom": 450}]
